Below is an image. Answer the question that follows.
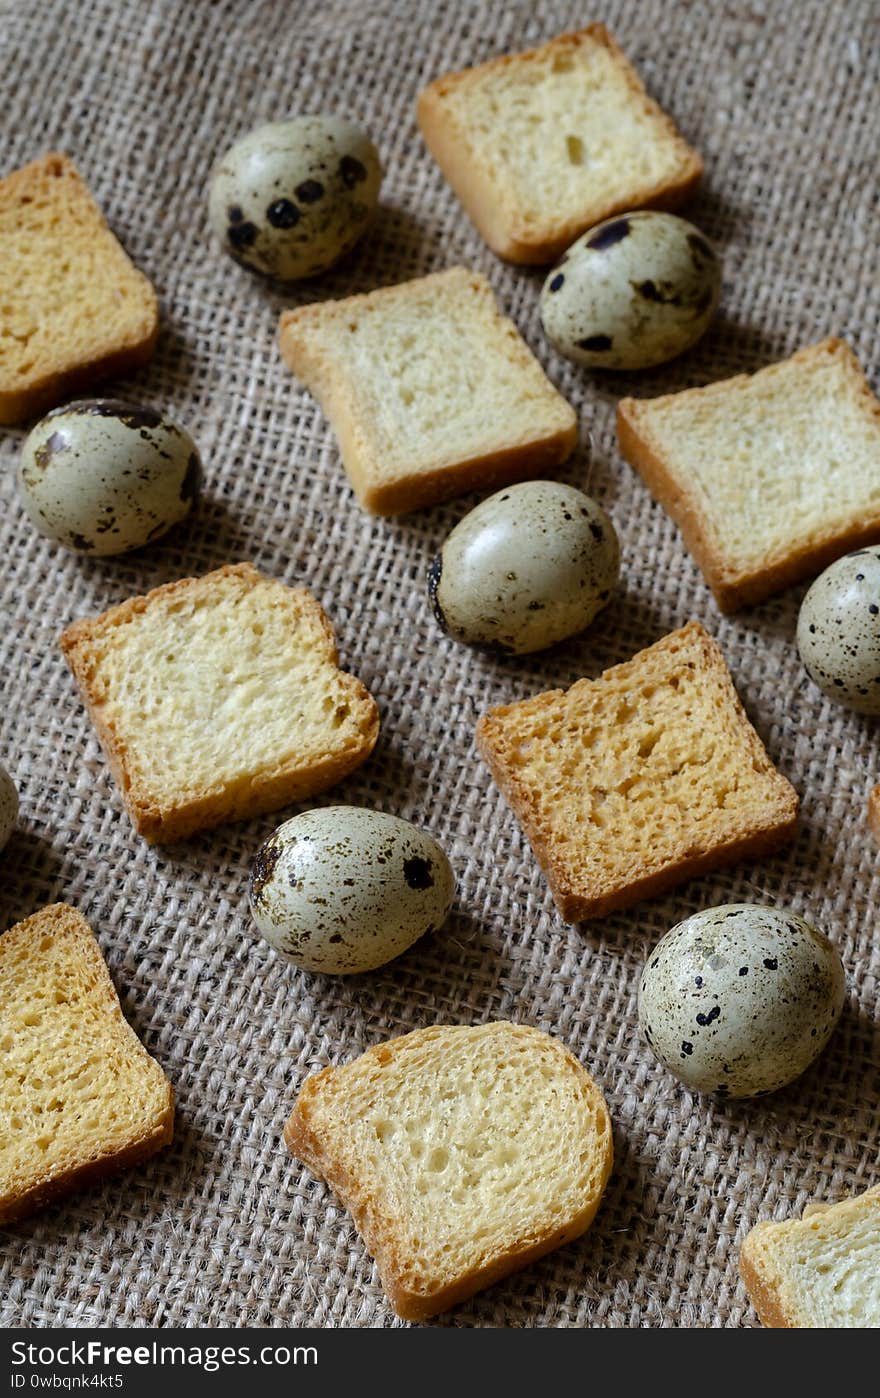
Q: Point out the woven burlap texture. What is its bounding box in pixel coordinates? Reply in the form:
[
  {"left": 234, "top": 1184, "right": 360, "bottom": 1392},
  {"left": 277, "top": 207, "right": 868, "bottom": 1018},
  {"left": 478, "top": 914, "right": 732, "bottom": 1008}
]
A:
[{"left": 1, "top": 0, "right": 878, "bottom": 1329}]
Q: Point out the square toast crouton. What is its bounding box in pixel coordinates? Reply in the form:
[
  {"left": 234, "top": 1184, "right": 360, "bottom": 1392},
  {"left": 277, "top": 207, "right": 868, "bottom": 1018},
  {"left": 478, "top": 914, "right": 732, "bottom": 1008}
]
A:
[
  {"left": 285, "top": 1021, "right": 612, "bottom": 1321},
  {"left": 60, "top": 563, "right": 379, "bottom": 843},
  {"left": 417, "top": 26, "right": 702, "bottom": 264},
  {"left": 278, "top": 266, "right": 577, "bottom": 515},
  {"left": 618, "top": 338, "right": 880, "bottom": 612},
  {"left": 0, "top": 903, "right": 173, "bottom": 1224},
  {"left": 476, "top": 621, "right": 798, "bottom": 921},
  {"left": 740, "top": 1184, "right": 880, "bottom": 1327},
  {"left": 0, "top": 153, "right": 158, "bottom": 424}
]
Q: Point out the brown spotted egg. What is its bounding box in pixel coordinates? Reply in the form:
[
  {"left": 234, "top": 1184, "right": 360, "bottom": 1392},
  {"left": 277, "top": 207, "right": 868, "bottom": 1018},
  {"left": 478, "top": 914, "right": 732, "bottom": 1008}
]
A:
[
  {"left": 0, "top": 763, "right": 18, "bottom": 853},
  {"left": 18, "top": 400, "right": 202, "bottom": 555},
  {"left": 208, "top": 117, "right": 381, "bottom": 280},
  {"left": 638, "top": 904, "right": 844, "bottom": 1098},
  {"left": 249, "top": 806, "right": 455, "bottom": 974},
  {"left": 797, "top": 549, "right": 880, "bottom": 714},
  {"left": 428, "top": 481, "right": 620, "bottom": 655},
  {"left": 540, "top": 212, "right": 721, "bottom": 370}
]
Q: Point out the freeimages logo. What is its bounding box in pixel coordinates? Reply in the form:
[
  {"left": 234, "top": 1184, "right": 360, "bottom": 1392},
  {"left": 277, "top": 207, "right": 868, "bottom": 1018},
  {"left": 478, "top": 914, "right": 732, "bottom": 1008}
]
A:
[{"left": 9, "top": 1342, "right": 317, "bottom": 1376}]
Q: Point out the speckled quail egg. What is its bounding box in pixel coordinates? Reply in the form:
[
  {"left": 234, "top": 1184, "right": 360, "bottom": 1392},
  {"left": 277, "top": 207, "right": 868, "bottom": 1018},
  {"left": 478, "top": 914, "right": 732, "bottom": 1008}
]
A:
[
  {"left": 540, "top": 212, "right": 721, "bottom": 370},
  {"left": 0, "top": 764, "right": 18, "bottom": 853},
  {"left": 249, "top": 806, "right": 455, "bottom": 974},
  {"left": 18, "top": 400, "right": 202, "bottom": 556},
  {"left": 638, "top": 904, "right": 845, "bottom": 1099},
  {"left": 797, "top": 549, "right": 880, "bottom": 714},
  {"left": 208, "top": 117, "right": 381, "bottom": 280},
  {"left": 428, "top": 481, "right": 620, "bottom": 655}
]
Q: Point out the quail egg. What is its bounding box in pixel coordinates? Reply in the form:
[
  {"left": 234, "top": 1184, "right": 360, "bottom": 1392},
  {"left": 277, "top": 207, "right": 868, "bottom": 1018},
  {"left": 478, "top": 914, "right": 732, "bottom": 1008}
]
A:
[
  {"left": 797, "top": 549, "right": 880, "bottom": 714},
  {"left": 208, "top": 116, "right": 381, "bottom": 280},
  {"left": 540, "top": 212, "right": 721, "bottom": 370},
  {"left": 249, "top": 806, "right": 455, "bottom": 974},
  {"left": 0, "top": 764, "right": 18, "bottom": 853},
  {"left": 428, "top": 481, "right": 620, "bottom": 654},
  {"left": 18, "top": 400, "right": 202, "bottom": 556},
  {"left": 638, "top": 904, "right": 845, "bottom": 1098}
]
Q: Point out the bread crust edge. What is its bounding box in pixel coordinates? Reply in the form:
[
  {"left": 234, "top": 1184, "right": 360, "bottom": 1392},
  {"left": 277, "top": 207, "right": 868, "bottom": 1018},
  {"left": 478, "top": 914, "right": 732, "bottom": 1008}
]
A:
[
  {"left": 59, "top": 564, "right": 380, "bottom": 843},
  {"left": 738, "top": 1229, "right": 797, "bottom": 1328},
  {"left": 617, "top": 339, "right": 880, "bottom": 612},
  {"left": 0, "top": 903, "right": 175, "bottom": 1225},
  {"left": 868, "top": 783, "right": 880, "bottom": 845},
  {"left": 416, "top": 26, "right": 702, "bottom": 265},
  {"left": 476, "top": 621, "right": 799, "bottom": 921},
  {"left": 0, "top": 327, "right": 159, "bottom": 427},
  {"left": 278, "top": 274, "right": 577, "bottom": 514},
  {"left": 284, "top": 1025, "right": 613, "bottom": 1322},
  {"left": 0, "top": 1110, "right": 174, "bottom": 1226},
  {"left": 0, "top": 152, "right": 159, "bottom": 425}
]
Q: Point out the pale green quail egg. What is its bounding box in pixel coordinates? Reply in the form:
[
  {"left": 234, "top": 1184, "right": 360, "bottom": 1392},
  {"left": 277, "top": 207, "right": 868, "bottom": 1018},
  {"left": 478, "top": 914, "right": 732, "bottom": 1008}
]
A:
[
  {"left": 249, "top": 807, "right": 455, "bottom": 974},
  {"left": 638, "top": 904, "right": 845, "bottom": 1099},
  {"left": 428, "top": 481, "right": 620, "bottom": 654},
  {"left": 797, "top": 549, "right": 880, "bottom": 714},
  {"left": 209, "top": 117, "right": 381, "bottom": 280},
  {"left": 18, "top": 400, "right": 202, "bottom": 555},
  {"left": 541, "top": 212, "right": 721, "bottom": 370},
  {"left": 0, "top": 764, "right": 18, "bottom": 853}
]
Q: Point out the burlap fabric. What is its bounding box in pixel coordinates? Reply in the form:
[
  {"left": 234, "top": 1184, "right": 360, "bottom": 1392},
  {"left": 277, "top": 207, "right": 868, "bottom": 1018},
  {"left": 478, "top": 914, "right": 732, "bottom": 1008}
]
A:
[{"left": 1, "top": 0, "right": 878, "bottom": 1329}]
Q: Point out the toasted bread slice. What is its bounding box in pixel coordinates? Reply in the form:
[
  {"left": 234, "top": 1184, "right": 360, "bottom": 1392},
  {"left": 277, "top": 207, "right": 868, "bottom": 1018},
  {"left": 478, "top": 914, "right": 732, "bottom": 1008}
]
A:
[
  {"left": 740, "top": 1184, "right": 880, "bottom": 1327},
  {"left": 0, "top": 153, "right": 158, "bottom": 424},
  {"left": 285, "top": 1021, "right": 612, "bottom": 1321},
  {"left": 618, "top": 338, "right": 880, "bottom": 612},
  {"left": 476, "top": 621, "right": 798, "bottom": 921},
  {"left": 278, "top": 266, "right": 577, "bottom": 515},
  {"left": 0, "top": 903, "right": 173, "bottom": 1224},
  {"left": 417, "top": 27, "right": 702, "bottom": 264},
  {"left": 60, "top": 563, "right": 379, "bottom": 843}
]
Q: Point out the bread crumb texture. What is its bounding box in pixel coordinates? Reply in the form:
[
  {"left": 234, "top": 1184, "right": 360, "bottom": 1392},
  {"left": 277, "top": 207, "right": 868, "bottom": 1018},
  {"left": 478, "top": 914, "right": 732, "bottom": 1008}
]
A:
[
  {"left": 59, "top": 563, "right": 379, "bottom": 842},
  {"left": 618, "top": 339, "right": 880, "bottom": 610},
  {"left": 417, "top": 26, "right": 702, "bottom": 262},
  {"left": 279, "top": 266, "right": 576, "bottom": 514},
  {"left": 0, "top": 153, "right": 158, "bottom": 423},
  {"left": 740, "top": 1184, "right": 880, "bottom": 1327},
  {"left": 285, "top": 1021, "right": 612, "bottom": 1320},
  {"left": 0, "top": 904, "right": 173, "bottom": 1224},
  {"left": 477, "top": 621, "right": 798, "bottom": 920}
]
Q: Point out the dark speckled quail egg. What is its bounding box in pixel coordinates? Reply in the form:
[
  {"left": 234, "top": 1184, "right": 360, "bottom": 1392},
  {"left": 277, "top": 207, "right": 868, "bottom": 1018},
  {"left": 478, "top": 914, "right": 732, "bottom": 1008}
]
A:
[
  {"left": 0, "top": 764, "right": 18, "bottom": 853},
  {"left": 18, "top": 400, "right": 202, "bottom": 556},
  {"left": 638, "top": 904, "right": 845, "bottom": 1099},
  {"left": 428, "top": 481, "right": 620, "bottom": 655},
  {"left": 208, "top": 117, "right": 381, "bottom": 280},
  {"left": 249, "top": 806, "right": 455, "bottom": 974},
  {"left": 797, "top": 549, "right": 880, "bottom": 714},
  {"left": 540, "top": 212, "right": 721, "bottom": 370}
]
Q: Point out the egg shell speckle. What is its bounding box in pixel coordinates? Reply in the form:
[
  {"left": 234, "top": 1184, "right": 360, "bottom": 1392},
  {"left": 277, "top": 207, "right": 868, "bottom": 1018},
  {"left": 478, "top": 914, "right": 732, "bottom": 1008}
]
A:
[
  {"left": 797, "top": 548, "right": 880, "bottom": 714},
  {"left": 638, "top": 904, "right": 845, "bottom": 1099},
  {"left": 208, "top": 117, "right": 381, "bottom": 281},
  {"left": 249, "top": 806, "right": 455, "bottom": 974},
  {"left": 428, "top": 481, "right": 620, "bottom": 655},
  {"left": 18, "top": 400, "right": 202, "bottom": 556},
  {"left": 540, "top": 211, "right": 721, "bottom": 370},
  {"left": 0, "top": 764, "right": 18, "bottom": 853}
]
